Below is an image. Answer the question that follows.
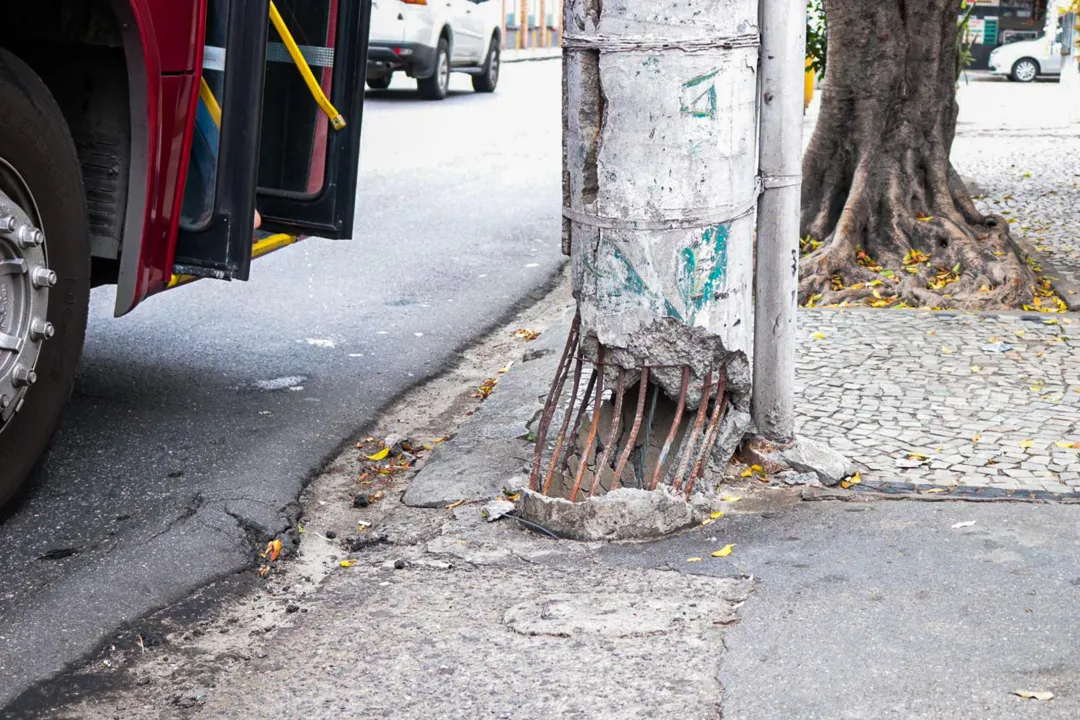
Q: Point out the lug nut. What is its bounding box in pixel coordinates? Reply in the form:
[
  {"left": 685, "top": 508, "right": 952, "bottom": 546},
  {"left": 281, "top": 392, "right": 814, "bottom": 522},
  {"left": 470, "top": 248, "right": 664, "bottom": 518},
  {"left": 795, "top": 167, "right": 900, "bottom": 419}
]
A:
[
  {"left": 30, "top": 319, "right": 54, "bottom": 341},
  {"left": 12, "top": 364, "right": 36, "bottom": 387},
  {"left": 0, "top": 395, "right": 9, "bottom": 409},
  {"left": 0, "top": 215, "right": 17, "bottom": 233},
  {"left": 31, "top": 267, "right": 56, "bottom": 288},
  {"left": 15, "top": 225, "right": 43, "bottom": 249}
]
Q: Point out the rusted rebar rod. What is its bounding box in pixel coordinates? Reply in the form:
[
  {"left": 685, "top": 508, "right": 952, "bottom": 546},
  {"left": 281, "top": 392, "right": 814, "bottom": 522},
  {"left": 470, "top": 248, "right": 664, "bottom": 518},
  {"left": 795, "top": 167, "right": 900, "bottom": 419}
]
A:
[
  {"left": 610, "top": 368, "right": 650, "bottom": 490},
  {"left": 567, "top": 348, "right": 606, "bottom": 502},
  {"left": 541, "top": 350, "right": 585, "bottom": 495},
  {"left": 588, "top": 368, "right": 626, "bottom": 497},
  {"left": 685, "top": 368, "right": 728, "bottom": 497},
  {"left": 648, "top": 366, "right": 690, "bottom": 491},
  {"left": 672, "top": 369, "right": 713, "bottom": 493},
  {"left": 529, "top": 314, "right": 581, "bottom": 490}
]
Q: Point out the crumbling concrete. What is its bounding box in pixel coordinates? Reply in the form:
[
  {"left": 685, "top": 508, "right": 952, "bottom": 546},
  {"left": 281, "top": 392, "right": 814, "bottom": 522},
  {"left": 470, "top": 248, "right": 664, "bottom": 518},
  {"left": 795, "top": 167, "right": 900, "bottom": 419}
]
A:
[
  {"left": 782, "top": 436, "right": 856, "bottom": 486},
  {"left": 517, "top": 486, "right": 701, "bottom": 541}
]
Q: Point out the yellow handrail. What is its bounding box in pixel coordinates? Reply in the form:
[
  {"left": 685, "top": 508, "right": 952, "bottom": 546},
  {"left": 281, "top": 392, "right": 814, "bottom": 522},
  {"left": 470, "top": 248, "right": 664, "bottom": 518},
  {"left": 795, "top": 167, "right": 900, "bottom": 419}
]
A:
[{"left": 269, "top": 1, "right": 346, "bottom": 130}]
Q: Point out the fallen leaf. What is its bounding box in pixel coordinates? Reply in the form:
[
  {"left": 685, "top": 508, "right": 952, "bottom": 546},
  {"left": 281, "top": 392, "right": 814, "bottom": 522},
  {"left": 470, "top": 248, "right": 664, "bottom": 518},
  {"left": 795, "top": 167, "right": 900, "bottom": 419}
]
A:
[
  {"left": 971, "top": 365, "right": 982, "bottom": 373},
  {"left": 811, "top": 332, "right": 827, "bottom": 340},
  {"left": 1020, "top": 439, "right": 1035, "bottom": 449},
  {"left": 700, "top": 517, "right": 716, "bottom": 526},
  {"left": 710, "top": 511, "right": 725, "bottom": 519},
  {"left": 366, "top": 447, "right": 390, "bottom": 461},
  {"left": 908, "top": 452, "right": 931, "bottom": 460},
  {"left": 941, "top": 346, "right": 954, "bottom": 354},
  {"left": 445, "top": 499, "right": 466, "bottom": 509},
  {"left": 687, "top": 557, "right": 704, "bottom": 563},
  {"left": 514, "top": 329, "right": 541, "bottom": 341},
  {"left": 951, "top": 520, "right": 977, "bottom": 529},
  {"left": 840, "top": 471, "right": 862, "bottom": 490},
  {"left": 497, "top": 362, "right": 514, "bottom": 374},
  {"left": 924, "top": 488, "right": 948, "bottom": 494},
  {"left": 972, "top": 433, "right": 982, "bottom": 443},
  {"left": 721, "top": 495, "right": 742, "bottom": 503},
  {"left": 339, "top": 559, "right": 354, "bottom": 568},
  {"left": 1015, "top": 329, "right": 1026, "bottom": 337},
  {"left": 1012, "top": 690, "right": 1054, "bottom": 701},
  {"left": 1054, "top": 441, "right": 1073, "bottom": 449},
  {"left": 711, "top": 544, "right": 735, "bottom": 558},
  {"left": 260, "top": 538, "right": 283, "bottom": 562}
]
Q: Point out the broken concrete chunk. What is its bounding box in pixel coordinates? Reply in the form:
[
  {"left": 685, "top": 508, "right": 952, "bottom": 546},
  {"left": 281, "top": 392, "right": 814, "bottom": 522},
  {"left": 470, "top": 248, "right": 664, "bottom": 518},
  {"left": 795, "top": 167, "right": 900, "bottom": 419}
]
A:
[
  {"left": 781, "top": 437, "right": 855, "bottom": 486},
  {"left": 518, "top": 487, "right": 696, "bottom": 541},
  {"left": 779, "top": 471, "right": 821, "bottom": 486},
  {"left": 481, "top": 500, "right": 516, "bottom": 522}
]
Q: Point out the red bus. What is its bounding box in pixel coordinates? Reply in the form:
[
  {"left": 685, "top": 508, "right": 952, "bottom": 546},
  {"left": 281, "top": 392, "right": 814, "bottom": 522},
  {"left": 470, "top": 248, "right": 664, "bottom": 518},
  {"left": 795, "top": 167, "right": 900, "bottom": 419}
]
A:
[{"left": 0, "top": 0, "right": 371, "bottom": 505}]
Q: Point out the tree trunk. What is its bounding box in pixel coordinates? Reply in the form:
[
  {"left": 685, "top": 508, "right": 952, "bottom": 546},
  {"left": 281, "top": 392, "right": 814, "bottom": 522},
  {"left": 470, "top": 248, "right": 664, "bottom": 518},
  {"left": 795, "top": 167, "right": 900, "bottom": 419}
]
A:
[{"left": 800, "top": 0, "right": 1036, "bottom": 310}]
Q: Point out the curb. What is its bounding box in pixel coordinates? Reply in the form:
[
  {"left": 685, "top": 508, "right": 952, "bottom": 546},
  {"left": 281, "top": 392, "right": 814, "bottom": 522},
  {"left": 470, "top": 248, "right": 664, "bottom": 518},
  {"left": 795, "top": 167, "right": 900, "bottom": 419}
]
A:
[
  {"left": 1007, "top": 236, "right": 1080, "bottom": 311},
  {"left": 502, "top": 49, "right": 562, "bottom": 64}
]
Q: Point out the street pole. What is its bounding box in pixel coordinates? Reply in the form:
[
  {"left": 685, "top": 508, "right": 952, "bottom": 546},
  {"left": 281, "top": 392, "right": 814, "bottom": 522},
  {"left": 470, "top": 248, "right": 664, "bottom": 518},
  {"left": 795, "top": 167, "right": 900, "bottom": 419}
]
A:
[
  {"left": 752, "top": 0, "right": 805, "bottom": 443},
  {"left": 558, "top": 0, "right": 760, "bottom": 486}
]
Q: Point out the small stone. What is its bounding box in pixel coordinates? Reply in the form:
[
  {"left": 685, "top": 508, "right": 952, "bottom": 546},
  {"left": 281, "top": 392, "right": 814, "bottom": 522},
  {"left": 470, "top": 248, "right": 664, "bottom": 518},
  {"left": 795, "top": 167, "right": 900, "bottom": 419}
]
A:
[
  {"left": 780, "top": 471, "right": 820, "bottom": 486},
  {"left": 384, "top": 433, "right": 409, "bottom": 454},
  {"left": 353, "top": 493, "right": 370, "bottom": 508},
  {"left": 394, "top": 558, "right": 406, "bottom": 570},
  {"left": 782, "top": 437, "right": 855, "bottom": 486},
  {"left": 285, "top": 604, "right": 299, "bottom": 614},
  {"left": 325, "top": 530, "right": 338, "bottom": 539},
  {"left": 481, "top": 499, "right": 516, "bottom": 522},
  {"left": 136, "top": 676, "right": 151, "bottom": 686}
]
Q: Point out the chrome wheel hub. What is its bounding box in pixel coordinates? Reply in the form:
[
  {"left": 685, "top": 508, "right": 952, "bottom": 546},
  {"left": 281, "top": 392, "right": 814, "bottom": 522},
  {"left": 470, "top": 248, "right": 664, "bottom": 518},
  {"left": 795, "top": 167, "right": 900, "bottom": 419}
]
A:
[
  {"left": 0, "top": 160, "right": 51, "bottom": 429},
  {"left": 439, "top": 51, "right": 450, "bottom": 91}
]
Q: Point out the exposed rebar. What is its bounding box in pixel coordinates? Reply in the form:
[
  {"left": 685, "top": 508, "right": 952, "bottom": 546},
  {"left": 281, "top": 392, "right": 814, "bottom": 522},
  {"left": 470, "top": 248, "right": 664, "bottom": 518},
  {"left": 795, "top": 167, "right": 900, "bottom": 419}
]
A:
[
  {"left": 530, "top": 314, "right": 581, "bottom": 491},
  {"left": 685, "top": 368, "right": 728, "bottom": 498},
  {"left": 568, "top": 347, "right": 606, "bottom": 502},
  {"left": 589, "top": 368, "right": 626, "bottom": 497},
  {"left": 610, "top": 368, "right": 650, "bottom": 490},
  {"left": 648, "top": 366, "right": 690, "bottom": 491},
  {"left": 672, "top": 369, "right": 713, "bottom": 494}
]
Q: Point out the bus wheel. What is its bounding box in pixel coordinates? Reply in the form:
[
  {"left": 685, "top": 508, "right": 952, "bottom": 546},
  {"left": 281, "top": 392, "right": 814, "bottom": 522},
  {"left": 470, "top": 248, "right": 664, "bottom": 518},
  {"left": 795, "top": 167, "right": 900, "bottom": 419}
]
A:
[{"left": 0, "top": 49, "right": 90, "bottom": 510}]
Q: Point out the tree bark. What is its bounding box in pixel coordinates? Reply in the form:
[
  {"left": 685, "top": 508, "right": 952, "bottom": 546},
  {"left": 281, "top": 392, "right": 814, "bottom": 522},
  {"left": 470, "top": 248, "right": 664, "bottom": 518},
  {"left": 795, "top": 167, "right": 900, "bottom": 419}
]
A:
[{"left": 799, "top": 0, "right": 1036, "bottom": 310}]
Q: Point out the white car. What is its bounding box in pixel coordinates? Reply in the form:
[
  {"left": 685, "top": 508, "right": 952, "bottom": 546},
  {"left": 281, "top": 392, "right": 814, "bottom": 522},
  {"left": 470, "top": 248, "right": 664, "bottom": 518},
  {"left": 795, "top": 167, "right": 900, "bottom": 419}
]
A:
[
  {"left": 366, "top": 0, "right": 502, "bottom": 99},
  {"left": 988, "top": 33, "right": 1064, "bottom": 83}
]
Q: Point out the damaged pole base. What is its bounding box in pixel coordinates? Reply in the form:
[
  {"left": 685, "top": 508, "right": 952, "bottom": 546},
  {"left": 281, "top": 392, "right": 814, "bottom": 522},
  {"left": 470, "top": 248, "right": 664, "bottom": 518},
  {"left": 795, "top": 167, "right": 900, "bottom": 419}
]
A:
[
  {"left": 741, "top": 435, "right": 857, "bottom": 487},
  {"left": 528, "top": 312, "right": 752, "bottom": 505}
]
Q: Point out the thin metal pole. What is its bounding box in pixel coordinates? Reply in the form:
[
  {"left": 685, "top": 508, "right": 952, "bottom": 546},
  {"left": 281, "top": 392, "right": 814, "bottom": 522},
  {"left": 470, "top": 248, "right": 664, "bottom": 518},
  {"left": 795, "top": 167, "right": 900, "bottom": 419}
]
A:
[{"left": 752, "top": 0, "right": 806, "bottom": 443}]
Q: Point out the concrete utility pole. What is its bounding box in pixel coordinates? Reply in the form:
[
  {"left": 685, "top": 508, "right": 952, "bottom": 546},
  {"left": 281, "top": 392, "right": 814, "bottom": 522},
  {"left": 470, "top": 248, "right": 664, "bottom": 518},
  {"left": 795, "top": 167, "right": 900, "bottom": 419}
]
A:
[
  {"left": 752, "top": 0, "right": 806, "bottom": 442},
  {"left": 563, "top": 0, "right": 759, "bottom": 370}
]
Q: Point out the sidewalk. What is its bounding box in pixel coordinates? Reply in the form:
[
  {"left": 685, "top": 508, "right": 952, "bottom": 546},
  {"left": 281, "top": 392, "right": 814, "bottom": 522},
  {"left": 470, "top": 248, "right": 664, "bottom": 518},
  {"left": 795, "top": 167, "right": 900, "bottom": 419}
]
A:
[{"left": 23, "top": 282, "right": 1080, "bottom": 719}]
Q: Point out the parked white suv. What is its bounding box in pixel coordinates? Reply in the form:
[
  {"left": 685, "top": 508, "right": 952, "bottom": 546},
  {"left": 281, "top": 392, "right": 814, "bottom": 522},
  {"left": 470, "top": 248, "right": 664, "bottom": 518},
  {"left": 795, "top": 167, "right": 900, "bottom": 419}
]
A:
[
  {"left": 366, "top": 0, "right": 502, "bottom": 99},
  {"left": 988, "top": 33, "right": 1065, "bottom": 83}
]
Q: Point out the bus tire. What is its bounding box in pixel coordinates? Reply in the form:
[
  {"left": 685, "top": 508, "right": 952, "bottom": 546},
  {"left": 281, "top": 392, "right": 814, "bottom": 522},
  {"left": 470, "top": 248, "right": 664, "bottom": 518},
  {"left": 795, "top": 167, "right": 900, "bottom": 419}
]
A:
[{"left": 0, "top": 48, "right": 90, "bottom": 511}]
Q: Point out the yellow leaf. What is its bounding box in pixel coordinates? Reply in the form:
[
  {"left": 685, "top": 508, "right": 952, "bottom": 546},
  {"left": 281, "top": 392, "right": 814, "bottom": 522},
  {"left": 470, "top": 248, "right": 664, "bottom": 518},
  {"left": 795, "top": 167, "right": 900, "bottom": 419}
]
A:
[
  {"left": 811, "top": 332, "right": 827, "bottom": 340},
  {"left": 972, "top": 433, "right": 982, "bottom": 443},
  {"left": 908, "top": 452, "right": 930, "bottom": 460},
  {"left": 259, "top": 538, "right": 283, "bottom": 562},
  {"left": 941, "top": 346, "right": 954, "bottom": 354},
  {"left": 1044, "top": 319, "right": 1058, "bottom": 325},
  {"left": 721, "top": 495, "right": 742, "bottom": 503},
  {"left": 926, "top": 330, "right": 937, "bottom": 336},
  {"left": 700, "top": 517, "right": 716, "bottom": 526},
  {"left": 750, "top": 464, "right": 765, "bottom": 475},
  {"left": 924, "top": 488, "right": 948, "bottom": 494},
  {"left": 366, "top": 447, "right": 390, "bottom": 461},
  {"left": 1020, "top": 439, "right": 1035, "bottom": 449},
  {"left": 445, "top": 499, "right": 466, "bottom": 509},
  {"left": 740, "top": 467, "right": 754, "bottom": 478},
  {"left": 340, "top": 559, "right": 354, "bottom": 568},
  {"left": 687, "top": 557, "right": 704, "bottom": 563},
  {"left": 971, "top": 365, "right": 982, "bottom": 373},
  {"left": 1015, "top": 329, "right": 1026, "bottom": 337},
  {"left": 711, "top": 544, "right": 735, "bottom": 558},
  {"left": 497, "top": 362, "right": 514, "bottom": 374},
  {"left": 1012, "top": 690, "right": 1054, "bottom": 701},
  {"left": 916, "top": 215, "right": 933, "bottom": 222},
  {"left": 710, "top": 511, "right": 725, "bottom": 519},
  {"left": 1054, "top": 441, "right": 1073, "bottom": 449}
]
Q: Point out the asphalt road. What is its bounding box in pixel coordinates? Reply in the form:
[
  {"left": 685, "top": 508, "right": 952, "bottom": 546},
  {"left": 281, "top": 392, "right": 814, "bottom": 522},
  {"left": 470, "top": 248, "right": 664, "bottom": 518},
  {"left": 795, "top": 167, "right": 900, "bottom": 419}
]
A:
[{"left": 0, "top": 60, "right": 562, "bottom": 707}]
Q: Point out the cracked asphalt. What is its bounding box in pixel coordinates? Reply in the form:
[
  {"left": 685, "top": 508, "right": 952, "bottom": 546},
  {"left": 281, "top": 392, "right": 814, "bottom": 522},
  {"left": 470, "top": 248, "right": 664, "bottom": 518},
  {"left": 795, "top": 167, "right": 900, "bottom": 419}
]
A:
[{"left": 0, "top": 61, "right": 562, "bottom": 707}]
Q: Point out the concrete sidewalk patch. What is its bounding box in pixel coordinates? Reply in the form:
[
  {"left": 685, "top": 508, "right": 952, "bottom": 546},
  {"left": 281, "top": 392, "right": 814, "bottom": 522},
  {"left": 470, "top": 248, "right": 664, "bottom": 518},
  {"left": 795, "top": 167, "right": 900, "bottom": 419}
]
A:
[{"left": 402, "top": 311, "right": 573, "bottom": 508}]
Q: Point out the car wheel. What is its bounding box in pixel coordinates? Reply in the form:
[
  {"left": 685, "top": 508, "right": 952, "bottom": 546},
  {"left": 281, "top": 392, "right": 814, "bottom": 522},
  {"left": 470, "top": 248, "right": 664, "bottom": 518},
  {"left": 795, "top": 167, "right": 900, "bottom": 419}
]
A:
[
  {"left": 472, "top": 36, "right": 500, "bottom": 93},
  {"left": 0, "top": 49, "right": 90, "bottom": 510},
  {"left": 418, "top": 38, "right": 451, "bottom": 100},
  {"left": 366, "top": 75, "right": 392, "bottom": 90},
  {"left": 1011, "top": 58, "right": 1039, "bottom": 83}
]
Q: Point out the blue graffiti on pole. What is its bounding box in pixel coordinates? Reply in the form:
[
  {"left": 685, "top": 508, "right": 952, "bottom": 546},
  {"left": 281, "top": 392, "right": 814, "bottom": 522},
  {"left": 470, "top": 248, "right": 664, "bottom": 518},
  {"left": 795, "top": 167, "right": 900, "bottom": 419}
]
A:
[{"left": 678, "top": 223, "right": 729, "bottom": 322}]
